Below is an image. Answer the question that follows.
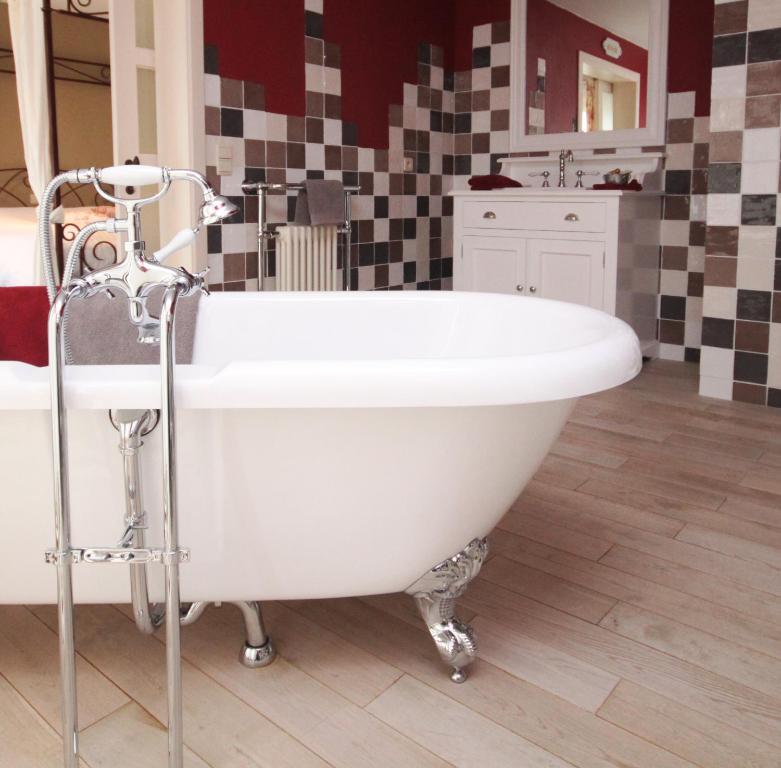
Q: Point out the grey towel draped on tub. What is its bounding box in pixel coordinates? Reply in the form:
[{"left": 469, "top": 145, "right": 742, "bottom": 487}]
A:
[{"left": 63, "top": 287, "right": 201, "bottom": 364}]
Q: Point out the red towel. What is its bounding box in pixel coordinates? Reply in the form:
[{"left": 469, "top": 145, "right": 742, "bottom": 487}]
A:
[
  {"left": 0, "top": 286, "right": 49, "bottom": 366},
  {"left": 591, "top": 180, "right": 643, "bottom": 191},
  {"left": 468, "top": 174, "right": 523, "bottom": 191}
]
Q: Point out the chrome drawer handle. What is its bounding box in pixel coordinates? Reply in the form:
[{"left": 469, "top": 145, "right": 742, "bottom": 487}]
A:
[
  {"left": 564, "top": 212, "right": 579, "bottom": 222},
  {"left": 483, "top": 211, "right": 497, "bottom": 219},
  {"left": 516, "top": 284, "right": 524, "bottom": 292},
  {"left": 529, "top": 286, "right": 537, "bottom": 293}
]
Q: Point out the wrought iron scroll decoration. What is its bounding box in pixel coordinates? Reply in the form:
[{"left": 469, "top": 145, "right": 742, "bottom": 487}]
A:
[
  {"left": 0, "top": 169, "right": 109, "bottom": 208},
  {"left": 63, "top": 0, "right": 109, "bottom": 21},
  {"left": 62, "top": 221, "right": 119, "bottom": 275},
  {"left": 0, "top": 47, "right": 110, "bottom": 87},
  {"left": 0, "top": 168, "right": 32, "bottom": 207}
]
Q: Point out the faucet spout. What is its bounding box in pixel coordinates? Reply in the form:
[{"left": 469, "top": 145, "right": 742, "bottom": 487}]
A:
[{"left": 558, "top": 149, "right": 574, "bottom": 188}]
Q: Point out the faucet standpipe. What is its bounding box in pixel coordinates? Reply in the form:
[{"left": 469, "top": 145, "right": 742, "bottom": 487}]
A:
[
  {"left": 558, "top": 149, "right": 574, "bottom": 188},
  {"left": 40, "top": 164, "right": 240, "bottom": 768}
]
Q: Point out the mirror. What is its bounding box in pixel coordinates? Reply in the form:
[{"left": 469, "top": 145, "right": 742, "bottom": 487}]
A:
[{"left": 510, "top": 0, "right": 668, "bottom": 151}]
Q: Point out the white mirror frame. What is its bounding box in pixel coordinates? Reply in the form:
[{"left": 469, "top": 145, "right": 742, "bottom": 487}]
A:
[{"left": 509, "top": 0, "right": 669, "bottom": 152}]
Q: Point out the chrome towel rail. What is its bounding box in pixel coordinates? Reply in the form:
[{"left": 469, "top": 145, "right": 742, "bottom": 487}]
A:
[{"left": 241, "top": 180, "right": 360, "bottom": 292}]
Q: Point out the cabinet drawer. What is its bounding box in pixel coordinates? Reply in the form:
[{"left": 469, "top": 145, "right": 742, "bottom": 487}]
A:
[{"left": 462, "top": 200, "right": 606, "bottom": 233}]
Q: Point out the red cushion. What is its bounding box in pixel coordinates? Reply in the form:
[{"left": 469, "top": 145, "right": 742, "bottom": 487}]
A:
[{"left": 0, "top": 287, "right": 49, "bottom": 367}]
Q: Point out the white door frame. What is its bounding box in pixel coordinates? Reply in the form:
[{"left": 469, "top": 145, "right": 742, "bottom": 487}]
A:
[
  {"left": 153, "top": 0, "right": 206, "bottom": 272},
  {"left": 108, "top": 0, "right": 205, "bottom": 271}
]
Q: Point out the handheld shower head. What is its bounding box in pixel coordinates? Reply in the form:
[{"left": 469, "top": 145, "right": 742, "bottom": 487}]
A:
[{"left": 199, "top": 193, "right": 239, "bottom": 226}]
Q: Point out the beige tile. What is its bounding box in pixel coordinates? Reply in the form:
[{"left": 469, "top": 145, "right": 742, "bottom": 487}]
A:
[
  {"left": 178, "top": 605, "right": 447, "bottom": 767},
  {"left": 292, "top": 597, "right": 697, "bottom": 768},
  {"left": 736, "top": 255, "right": 775, "bottom": 291},
  {"left": 745, "top": 94, "right": 781, "bottom": 127},
  {"left": 710, "top": 97, "right": 748, "bottom": 131},
  {"left": 711, "top": 66, "right": 747, "bottom": 100},
  {"left": 0, "top": 675, "right": 79, "bottom": 768},
  {"left": 0, "top": 606, "right": 128, "bottom": 734},
  {"left": 600, "top": 543, "right": 781, "bottom": 627},
  {"left": 677, "top": 521, "right": 781, "bottom": 568},
  {"left": 463, "top": 578, "right": 781, "bottom": 748},
  {"left": 79, "top": 703, "right": 208, "bottom": 768},
  {"left": 490, "top": 528, "right": 781, "bottom": 661},
  {"left": 599, "top": 680, "right": 781, "bottom": 768},
  {"left": 693, "top": 115, "right": 711, "bottom": 142},
  {"left": 664, "top": 142, "right": 694, "bottom": 170},
  {"left": 709, "top": 129, "right": 743, "bottom": 162},
  {"left": 480, "top": 554, "right": 617, "bottom": 623},
  {"left": 747, "top": 61, "right": 781, "bottom": 96},
  {"left": 34, "top": 605, "right": 329, "bottom": 768},
  {"left": 600, "top": 602, "right": 781, "bottom": 699},
  {"left": 748, "top": 0, "right": 781, "bottom": 30},
  {"left": 260, "top": 601, "right": 402, "bottom": 706},
  {"left": 523, "top": 479, "right": 686, "bottom": 536},
  {"left": 499, "top": 504, "right": 613, "bottom": 560},
  {"left": 738, "top": 224, "right": 778, "bottom": 258},
  {"left": 368, "top": 676, "right": 572, "bottom": 768}
]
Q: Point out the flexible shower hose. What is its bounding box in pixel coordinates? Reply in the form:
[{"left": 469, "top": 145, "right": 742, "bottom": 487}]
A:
[{"left": 38, "top": 171, "right": 79, "bottom": 304}]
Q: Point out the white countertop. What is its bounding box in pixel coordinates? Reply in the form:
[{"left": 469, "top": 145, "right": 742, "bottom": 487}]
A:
[{"left": 449, "top": 188, "right": 663, "bottom": 198}]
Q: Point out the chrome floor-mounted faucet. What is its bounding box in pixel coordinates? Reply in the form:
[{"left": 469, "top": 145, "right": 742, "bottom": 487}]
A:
[
  {"left": 558, "top": 149, "right": 574, "bottom": 187},
  {"left": 37, "top": 166, "right": 276, "bottom": 768}
]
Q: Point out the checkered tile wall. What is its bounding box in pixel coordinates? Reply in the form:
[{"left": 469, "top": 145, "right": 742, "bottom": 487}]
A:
[
  {"left": 205, "top": 6, "right": 766, "bottom": 399},
  {"left": 203, "top": 0, "right": 456, "bottom": 293},
  {"left": 658, "top": 91, "right": 709, "bottom": 363},
  {"left": 700, "top": 0, "right": 781, "bottom": 407}
]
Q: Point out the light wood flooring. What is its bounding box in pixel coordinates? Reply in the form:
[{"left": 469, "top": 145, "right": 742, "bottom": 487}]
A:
[{"left": 3, "top": 359, "right": 781, "bottom": 767}]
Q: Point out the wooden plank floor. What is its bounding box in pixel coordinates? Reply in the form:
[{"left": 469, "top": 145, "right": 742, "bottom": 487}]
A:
[{"left": 3, "top": 359, "right": 781, "bottom": 767}]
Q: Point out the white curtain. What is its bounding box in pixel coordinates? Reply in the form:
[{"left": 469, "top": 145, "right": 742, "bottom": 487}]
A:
[{"left": 7, "top": 0, "right": 53, "bottom": 284}]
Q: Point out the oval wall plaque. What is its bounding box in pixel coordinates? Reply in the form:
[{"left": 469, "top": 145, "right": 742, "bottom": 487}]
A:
[{"left": 602, "top": 37, "right": 622, "bottom": 60}]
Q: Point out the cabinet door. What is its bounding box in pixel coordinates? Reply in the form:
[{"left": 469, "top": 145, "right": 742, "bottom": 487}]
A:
[
  {"left": 526, "top": 239, "right": 604, "bottom": 310},
  {"left": 456, "top": 236, "right": 526, "bottom": 294}
]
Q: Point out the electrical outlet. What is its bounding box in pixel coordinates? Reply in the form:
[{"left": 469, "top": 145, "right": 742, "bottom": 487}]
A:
[{"left": 402, "top": 156, "right": 414, "bottom": 172}]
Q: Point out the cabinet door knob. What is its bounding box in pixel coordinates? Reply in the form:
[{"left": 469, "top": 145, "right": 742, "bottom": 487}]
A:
[
  {"left": 564, "top": 212, "right": 579, "bottom": 222},
  {"left": 529, "top": 286, "right": 537, "bottom": 293},
  {"left": 483, "top": 211, "right": 497, "bottom": 219},
  {"left": 516, "top": 284, "right": 524, "bottom": 292}
]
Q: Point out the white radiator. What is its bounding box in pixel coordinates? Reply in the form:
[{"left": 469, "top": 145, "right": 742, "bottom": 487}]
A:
[{"left": 276, "top": 224, "right": 339, "bottom": 290}]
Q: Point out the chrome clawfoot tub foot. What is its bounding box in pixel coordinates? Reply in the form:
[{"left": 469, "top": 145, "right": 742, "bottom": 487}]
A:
[
  {"left": 234, "top": 600, "right": 276, "bottom": 668},
  {"left": 405, "top": 538, "right": 488, "bottom": 683},
  {"left": 180, "top": 600, "right": 276, "bottom": 668}
]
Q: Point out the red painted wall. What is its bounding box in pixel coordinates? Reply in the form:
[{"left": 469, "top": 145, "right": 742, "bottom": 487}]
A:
[
  {"left": 202, "top": 0, "right": 714, "bottom": 149},
  {"left": 203, "top": 0, "right": 306, "bottom": 117},
  {"left": 452, "top": 0, "right": 511, "bottom": 71},
  {"left": 668, "top": 0, "right": 713, "bottom": 116},
  {"left": 324, "top": 0, "right": 455, "bottom": 149},
  {"left": 526, "top": 0, "right": 648, "bottom": 134}
]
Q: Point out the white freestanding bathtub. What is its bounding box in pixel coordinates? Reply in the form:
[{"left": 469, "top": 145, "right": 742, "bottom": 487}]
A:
[{"left": 0, "top": 291, "right": 640, "bottom": 606}]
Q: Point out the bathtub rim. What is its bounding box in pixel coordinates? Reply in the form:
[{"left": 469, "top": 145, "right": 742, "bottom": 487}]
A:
[{"left": 0, "top": 291, "right": 641, "bottom": 410}]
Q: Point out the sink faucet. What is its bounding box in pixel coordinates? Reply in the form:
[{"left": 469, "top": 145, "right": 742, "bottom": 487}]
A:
[{"left": 558, "top": 149, "right": 574, "bottom": 187}]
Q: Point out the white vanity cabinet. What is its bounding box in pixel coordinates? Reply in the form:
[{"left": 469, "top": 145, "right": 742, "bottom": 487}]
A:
[
  {"left": 452, "top": 190, "right": 662, "bottom": 356},
  {"left": 460, "top": 236, "right": 605, "bottom": 309}
]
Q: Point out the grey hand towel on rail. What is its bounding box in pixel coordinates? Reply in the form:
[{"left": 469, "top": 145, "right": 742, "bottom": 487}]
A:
[
  {"left": 63, "top": 286, "right": 201, "bottom": 364},
  {"left": 294, "top": 179, "right": 345, "bottom": 226}
]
